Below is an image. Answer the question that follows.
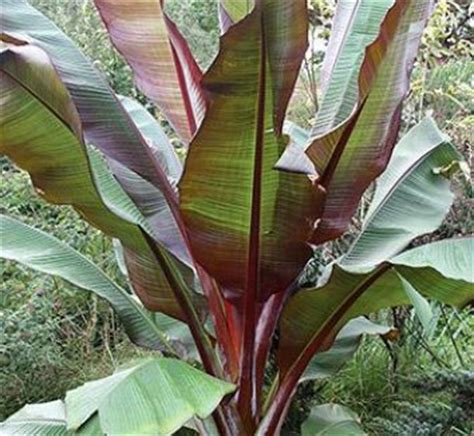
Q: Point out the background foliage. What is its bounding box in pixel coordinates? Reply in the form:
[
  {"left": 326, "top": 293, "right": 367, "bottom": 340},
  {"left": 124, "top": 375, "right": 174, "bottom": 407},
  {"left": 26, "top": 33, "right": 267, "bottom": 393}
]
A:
[{"left": 1, "top": 0, "right": 472, "bottom": 433}]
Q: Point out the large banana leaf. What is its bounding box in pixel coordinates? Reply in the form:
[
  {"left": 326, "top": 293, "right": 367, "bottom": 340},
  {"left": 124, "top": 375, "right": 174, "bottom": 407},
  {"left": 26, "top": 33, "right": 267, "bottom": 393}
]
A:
[
  {"left": 0, "top": 401, "right": 68, "bottom": 436},
  {"left": 179, "top": 1, "right": 320, "bottom": 302},
  {"left": 1, "top": 0, "right": 179, "bottom": 223},
  {"left": 278, "top": 238, "right": 473, "bottom": 377},
  {"left": 340, "top": 117, "right": 463, "bottom": 270},
  {"left": 92, "top": 0, "right": 206, "bottom": 144},
  {"left": 65, "top": 358, "right": 235, "bottom": 435},
  {"left": 0, "top": 42, "right": 201, "bottom": 321},
  {"left": 277, "top": 0, "right": 396, "bottom": 175},
  {"left": 278, "top": 0, "right": 434, "bottom": 244},
  {"left": 1, "top": 359, "right": 235, "bottom": 436},
  {"left": 2, "top": 216, "right": 199, "bottom": 358},
  {"left": 0, "top": 215, "right": 175, "bottom": 352},
  {"left": 390, "top": 238, "right": 474, "bottom": 294},
  {"left": 0, "top": 401, "right": 103, "bottom": 436},
  {"left": 1, "top": 5, "right": 235, "bottom": 365}
]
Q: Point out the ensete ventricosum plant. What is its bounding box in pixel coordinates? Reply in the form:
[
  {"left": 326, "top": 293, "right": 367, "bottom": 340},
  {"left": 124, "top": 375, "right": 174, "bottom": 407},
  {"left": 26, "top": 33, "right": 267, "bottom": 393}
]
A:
[{"left": 1, "top": 0, "right": 472, "bottom": 435}]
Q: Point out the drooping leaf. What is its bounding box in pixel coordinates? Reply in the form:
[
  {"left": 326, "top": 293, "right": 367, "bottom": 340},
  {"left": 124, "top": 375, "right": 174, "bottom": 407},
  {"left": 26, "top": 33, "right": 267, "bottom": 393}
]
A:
[
  {"left": 0, "top": 43, "right": 202, "bottom": 321},
  {"left": 0, "top": 215, "right": 175, "bottom": 352},
  {"left": 301, "top": 317, "right": 394, "bottom": 383},
  {"left": 278, "top": 0, "right": 434, "bottom": 244},
  {"left": 0, "top": 401, "right": 69, "bottom": 436},
  {"left": 278, "top": 238, "right": 473, "bottom": 377},
  {"left": 93, "top": 0, "right": 206, "bottom": 143},
  {"left": 301, "top": 403, "right": 366, "bottom": 436},
  {"left": 179, "top": 1, "right": 320, "bottom": 301},
  {"left": 0, "top": 43, "right": 142, "bottom": 253},
  {"left": 1, "top": 0, "right": 179, "bottom": 221},
  {"left": 65, "top": 358, "right": 235, "bottom": 435},
  {"left": 340, "top": 117, "right": 463, "bottom": 270}
]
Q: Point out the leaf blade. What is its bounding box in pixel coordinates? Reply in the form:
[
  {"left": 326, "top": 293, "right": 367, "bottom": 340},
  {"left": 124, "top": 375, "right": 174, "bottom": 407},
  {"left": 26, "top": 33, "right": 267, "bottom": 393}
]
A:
[
  {"left": 0, "top": 43, "right": 201, "bottom": 321},
  {"left": 340, "top": 117, "right": 462, "bottom": 270},
  {"left": 0, "top": 215, "right": 173, "bottom": 352},
  {"left": 179, "top": 3, "right": 319, "bottom": 301},
  {"left": 65, "top": 358, "right": 235, "bottom": 435},
  {"left": 302, "top": 403, "right": 366, "bottom": 436},
  {"left": 92, "top": 0, "right": 206, "bottom": 143}
]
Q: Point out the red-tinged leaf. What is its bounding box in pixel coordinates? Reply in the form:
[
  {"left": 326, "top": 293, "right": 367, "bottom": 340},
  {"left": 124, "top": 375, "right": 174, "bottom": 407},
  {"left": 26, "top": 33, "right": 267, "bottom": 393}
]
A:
[
  {"left": 0, "top": 1, "right": 199, "bottom": 277},
  {"left": 278, "top": 239, "right": 473, "bottom": 377},
  {"left": 265, "top": 0, "right": 309, "bottom": 134},
  {"left": 0, "top": 42, "right": 203, "bottom": 323},
  {"left": 93, "top": 0, "right": 206, "bottom": 143},
  {"left": 110, "top": 98, "right": 239, "bottom": 376},
  {"left": 180, "top": 3, "right": 316, "bottom": 425},
  {"left": 278, "top": 0, "right": 434, "bottom": 244},
  {"left": 277, "top": 0, "right": 398, "bottom": 175},
  {"left": 109, "top": 96, "right": 191, "bottom": 265},
  {"left": 1, "top": 1, "right": 178, "bottom": 217},
  {"left": 219, "top": 1, "right": 307, "bottom": 133},
  {"left": 180, "top": 1, "right": 319, "bottom": 303}
]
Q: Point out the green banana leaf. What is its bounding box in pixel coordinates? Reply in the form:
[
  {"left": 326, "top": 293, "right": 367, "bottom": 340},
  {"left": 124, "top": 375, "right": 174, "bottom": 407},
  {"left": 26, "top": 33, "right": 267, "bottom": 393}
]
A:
[
  {"left": 0, "top": 401, "right": 103, "bottom": 436},
  {"left": 301, "top": 404, "right": 366, "bottom": 436},
  {"left": 278, "top": 238, "right": 474, "bottom": 376},
  {"left": 341, "top": 117, "right": 463, "bottom": 270},
  {"left": 0, "top": 215, "right": 175, "bottom": 352},
  {"left": 1, "top": 359, "right": 235, "bottom": 436},
  {"left": 117, "top": 96, "right": 183, "bottom": 183},
  {"left": 65, "top": 358, "right": 235, "bottom": 435},
  {"left": 398, "top": 273, "right": 434, "bottom": 331},
  {"left": 0, "top": 401, "right": 70, "bottom": 436}
]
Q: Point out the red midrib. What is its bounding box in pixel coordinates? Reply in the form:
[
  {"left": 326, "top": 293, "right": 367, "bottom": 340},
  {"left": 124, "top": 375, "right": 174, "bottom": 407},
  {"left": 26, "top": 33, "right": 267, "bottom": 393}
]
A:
[{"left": 238, "top": 15, "right": 267, "bottom": 431}]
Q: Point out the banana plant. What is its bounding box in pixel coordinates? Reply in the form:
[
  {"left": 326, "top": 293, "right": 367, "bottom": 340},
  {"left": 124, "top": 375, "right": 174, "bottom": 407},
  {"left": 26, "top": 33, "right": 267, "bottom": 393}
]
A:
[{"left": 1, "top": 0, "right": 472, "bottom": 435}]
